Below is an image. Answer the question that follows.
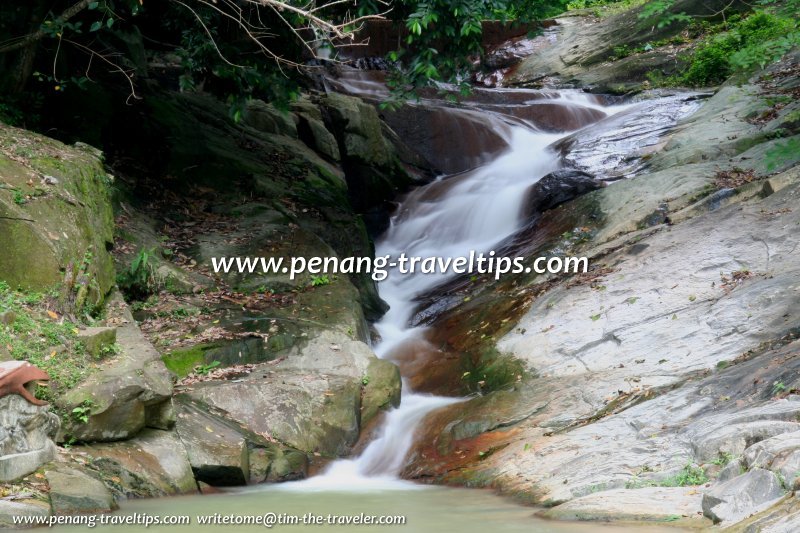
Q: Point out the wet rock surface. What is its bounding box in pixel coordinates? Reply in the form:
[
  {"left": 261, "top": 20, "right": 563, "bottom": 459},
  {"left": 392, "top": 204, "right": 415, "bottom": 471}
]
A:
[
  {"left": 400, "top": 51, "right": 800, "bottom": 531},
  {"left": 523, "top": 169, "right": 604, "bottom": 221}
]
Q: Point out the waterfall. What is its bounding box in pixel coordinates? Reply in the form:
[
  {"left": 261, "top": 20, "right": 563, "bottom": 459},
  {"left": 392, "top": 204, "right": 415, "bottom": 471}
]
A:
[
  {"left": 276, "top": 89, "right": 621, "bottom": 492},
  {"left": 277, "top": 81, "right": 704, "bottom": 492}
]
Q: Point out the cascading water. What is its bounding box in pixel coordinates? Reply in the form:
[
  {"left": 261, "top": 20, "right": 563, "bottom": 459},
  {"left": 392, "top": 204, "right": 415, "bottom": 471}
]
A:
[{"left": 282, "top": 89, "right": 631, "bottom": 491}]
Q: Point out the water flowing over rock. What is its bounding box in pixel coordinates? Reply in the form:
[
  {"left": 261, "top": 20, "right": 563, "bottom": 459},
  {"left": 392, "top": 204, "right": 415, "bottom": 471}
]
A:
[{"left": 552, "top": 92, "right": 706, "bottom": 179}]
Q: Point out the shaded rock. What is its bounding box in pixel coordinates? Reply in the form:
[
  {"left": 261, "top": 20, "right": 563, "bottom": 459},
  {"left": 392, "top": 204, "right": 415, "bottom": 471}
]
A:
[
  {"left": 296, "top": 114, "right": 341, "bottom": 161},
  {"left": 249, "top": 447, "right": 308, "bottom": 484},
  {"left": 265, "top": 448, "right": 308, "bottom": 483},
  {"left": 523, "top": 169, "right": 604, "bottom": 220},
  {"left": 321, "top": 92, "right": 413, "bottom": 214},
  {"left": 46, "top": 466, "right": 117, "bottom": 515},
  {"left": 717, "top": 458, "right": 747, "bottom": 483},
  {"left": 174, "top": 398, "right": 249, "bottom": 487},
  {"left": 78, "top": 429, "right": 197, "bottom": 496},
  {"left": 539, "top": 487, "right": 707, "bottom": 524},
  {"left": 0, "top": 500, "right": 50, "bottom": 529},
  {"left": 380, "top": 103, "right": 508, "bottom": 175},
  {"left": 0, "top": 395, "right": 60, "bottom": 482},
  {"left": 144, "top": 400, "right": 176, "bottom": 431},
  {"left": 703, "top": 469, "right": 786, "bottom": 524},
  {"left": 322, "top": 92, "right": 392, "bottom": 166},
  {"left": 244, "top": 100, "right": 297, "bottom": 137},
  {"left": 76, "top": 327, "right": 116, "bottom": 358}
]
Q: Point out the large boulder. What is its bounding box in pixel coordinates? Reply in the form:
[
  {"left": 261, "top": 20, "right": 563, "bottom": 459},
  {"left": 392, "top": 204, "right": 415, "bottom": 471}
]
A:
[
  {"left": 0, "top": 124, "right": 115, "bottom": 308},
  {"left": 174, "top": 396, "right": 308, "bottom": 487},
  {"left": 0, "top": 500, "right": 50, "bottom": 529},
  {"left": 57, "top": 293, "right": 173, "bottom": 443},
  {"left": 184, "top": 331, "right": 400, "bottom": 458},
  {"left": 744, "top": 431, "right": 800, "bottom": 490},
  {"left": 174, "top": 397, "right": 250, "bottom": 487},
  {"left": 523, "top": 169, "right": 605, "bottom": 220},
  {"left": 0, "top": 395, "right": 60, "bottom": 482},
  {"left": 361, "top": 358, "right": 402, "bottom": 425},
  {"left": 45, "top": 466, "right": 117, "bottom": 515},
  {"left": 540, "top": 487, "right": 707, "bottom": 525},
  {"left": 321, "top": 93, "right": 414, "bottom": 214},
  {"left": 77, "top": 429, "right": 198, "bottom": 496},
  {"left": 702, "top": 469, "right": 786, "bottom": 524}
]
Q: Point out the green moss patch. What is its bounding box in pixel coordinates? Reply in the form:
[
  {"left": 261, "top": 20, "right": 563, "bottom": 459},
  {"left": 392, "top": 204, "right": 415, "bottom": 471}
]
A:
[{"left": 0, "top": 281, "right": 105, "bottom": 402}]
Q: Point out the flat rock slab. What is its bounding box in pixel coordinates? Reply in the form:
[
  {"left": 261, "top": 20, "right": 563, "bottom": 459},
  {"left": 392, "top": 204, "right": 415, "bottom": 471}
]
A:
[
  {"left": 76, "top": 327, "right": 116, "bottom": 357},
  {"left": 0, "top": 500, "right": 50, "bottom": 529},
  {"left": 539, "top": 487, "right": 708, "bottom": 525},
  {"left": 702, "top": 468, "right": 786, "bottom": 525},
  {"left": 45, "top": 466, "right": 117, "bottom": 515}
]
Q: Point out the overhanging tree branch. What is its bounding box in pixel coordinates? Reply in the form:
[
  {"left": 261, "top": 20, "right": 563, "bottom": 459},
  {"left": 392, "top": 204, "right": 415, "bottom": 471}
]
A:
[{"left": 0, "top": 0, "right": 93, "bottom": 54}]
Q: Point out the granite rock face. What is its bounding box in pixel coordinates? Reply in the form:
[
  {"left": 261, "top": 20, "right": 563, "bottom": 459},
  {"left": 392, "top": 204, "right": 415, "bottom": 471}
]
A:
[{"left": 0, "top": 394, "right": 60, "bottom": 482}]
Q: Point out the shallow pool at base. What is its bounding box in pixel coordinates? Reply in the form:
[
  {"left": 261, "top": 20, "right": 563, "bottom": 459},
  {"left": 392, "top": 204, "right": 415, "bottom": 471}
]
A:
[{"left": 52, "top": 485, "right": 689, "bottom": 533}]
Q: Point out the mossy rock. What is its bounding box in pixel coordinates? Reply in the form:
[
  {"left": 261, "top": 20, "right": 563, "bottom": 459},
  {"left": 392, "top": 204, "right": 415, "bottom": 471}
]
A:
[
  {"left": 361, "top": 358, "right": 402, "bottom": 425},
  {"left": 0, "top": 124, "right": 115, "bottom": 309}
]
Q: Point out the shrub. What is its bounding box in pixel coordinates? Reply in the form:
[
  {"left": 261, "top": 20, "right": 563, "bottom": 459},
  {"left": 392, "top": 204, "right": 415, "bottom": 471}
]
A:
[
  {"left": 117, "top": 248, "right": 161, "bottom": 300},
  {"left": 680, "top": 10, "right": 799, "bottom": 87}
]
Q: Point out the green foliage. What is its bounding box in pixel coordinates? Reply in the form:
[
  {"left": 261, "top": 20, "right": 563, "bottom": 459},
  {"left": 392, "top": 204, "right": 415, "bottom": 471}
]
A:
[
  {"left": 665, "top": 463, "right": 709, "bottom": 486},
  {"left": 310, "top": 275, "right": 331, "bottom": 287},
  {"left": 99, "top": 342, "right": 122, "bottom": 358},
  {"left": 711, "top": 451, "right": 735, "bottom": 466},
  {"left": 71, "top": 400, "right": 94, "bottom": 424},
  {"left": 381, "top": 0, "right": 569, "bottom": 103},
  {"left": 567, "top": 0, "right": 647, "bottom": 16},
  {"left": 638, "top": 0, "right": 692, "bottom": 29},
  {"left": 627, "top": 462, "right": 709, "bottom": 488},
  {"left": 679, "top": 10, "right": 799, "bottom": 87},
  {"left": 117, "top": 248, "right": 160, "bottom": 300},
  {"left": 194, "top": 360, "right": 221, "bottom": 375},
  {"left": 12, "top": 189, "right": 26, "bottom": 205}
]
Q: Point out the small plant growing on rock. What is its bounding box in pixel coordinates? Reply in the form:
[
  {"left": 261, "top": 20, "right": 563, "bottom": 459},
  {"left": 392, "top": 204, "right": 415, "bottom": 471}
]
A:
[
  {"left": 117, "top": 248, "right": 161, "bottom": 300},
  {"left": 665, "top": 462, "right": 708, "bottom": 486},
  {"left": 194, "top": 361, "right": 221, "bottom": 376},
  {"left": 71, "top": 400, "right": 94, "bottom": 424},
  {"left": 310, "top": 275, "right": 330, "bottom": 287}
]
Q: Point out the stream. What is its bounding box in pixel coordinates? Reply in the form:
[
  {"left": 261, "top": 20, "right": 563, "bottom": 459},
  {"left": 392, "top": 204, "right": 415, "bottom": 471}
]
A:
[{"left": 51, "top": 78, "right": 701, "bottom": 532}]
